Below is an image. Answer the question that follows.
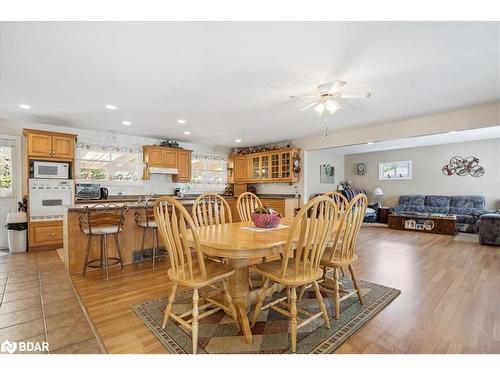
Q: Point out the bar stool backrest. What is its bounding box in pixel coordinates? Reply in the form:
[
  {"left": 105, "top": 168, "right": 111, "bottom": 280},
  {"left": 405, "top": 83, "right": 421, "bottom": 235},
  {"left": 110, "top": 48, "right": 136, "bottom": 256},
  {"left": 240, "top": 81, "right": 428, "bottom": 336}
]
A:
[
  {"left": 79, "top": 203, "right": 126, "bottom": 235},
  {"left": 154, "top": 196, "right": 207, "bottom": 282},
  {"left": 192, "top": 193, "right": 232, "bottom": 227},
  {"left": 236, "top": 192, "right": 263, "bottom": 222},
  {"left": 280, "top": 196, "right": 338, "bottom": 282},
  {"left": 134, "top": 200, "right": 155, "bottom": 226}
]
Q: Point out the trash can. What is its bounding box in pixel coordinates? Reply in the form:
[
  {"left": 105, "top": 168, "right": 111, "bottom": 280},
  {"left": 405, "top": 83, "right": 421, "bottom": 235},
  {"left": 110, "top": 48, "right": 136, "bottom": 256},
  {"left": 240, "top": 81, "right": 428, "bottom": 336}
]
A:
[{"left": 6, "top": 212, "right": 28, "bottom": 253}]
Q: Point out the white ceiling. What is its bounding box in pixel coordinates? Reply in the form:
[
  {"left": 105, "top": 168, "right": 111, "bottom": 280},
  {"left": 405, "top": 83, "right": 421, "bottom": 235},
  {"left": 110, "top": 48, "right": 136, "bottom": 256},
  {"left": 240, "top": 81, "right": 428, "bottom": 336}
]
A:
[
  {"left": 0, "top": 22, "right": 499, "bottom": 147},
  {"left": 329, "top": 126, "right": 500, "bottom": 155}
]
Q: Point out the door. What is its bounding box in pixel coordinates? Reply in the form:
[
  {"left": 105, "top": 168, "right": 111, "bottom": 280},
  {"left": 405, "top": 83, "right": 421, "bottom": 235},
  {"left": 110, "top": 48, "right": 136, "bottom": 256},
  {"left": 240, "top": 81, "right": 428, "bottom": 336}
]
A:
[
  {"left": 164, "top": 150, "right": 178, "bottom": 168},
  {"left": 261, "top": 155, "right": 270, "bottom": 180},
  {"left": 281, "top": 151, "right": 291, "bottom": 179},
  {"left": 0, "top": 138, "right": 19, "bottom": 250},
  {"left": 51, "top": 135, "right": 74, "bottom": 159},
  {"left": 251, "top": 155, "right": 261, "bottom": 180},
  {"left": 147, "top": 148, "right": 164, "bottom": 167},
  {"left": 233, "top": 156, "right": 247, "bottom": 182},
  {"left": 28, "top": 133, "right": 52, "bottom": 157},
  {"left": 175, "top": 151, "right": 191, "bottom": 182}
]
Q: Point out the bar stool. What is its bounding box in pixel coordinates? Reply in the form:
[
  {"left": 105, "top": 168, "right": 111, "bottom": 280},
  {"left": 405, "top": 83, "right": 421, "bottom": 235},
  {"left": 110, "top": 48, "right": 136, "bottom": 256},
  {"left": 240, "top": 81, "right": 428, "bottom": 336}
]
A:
[
  {"left": 79, "top": 203, "right": 126, "bottom": 279},
  {"left": 135, "top": 202, "right": 161, "bottom": 268}
]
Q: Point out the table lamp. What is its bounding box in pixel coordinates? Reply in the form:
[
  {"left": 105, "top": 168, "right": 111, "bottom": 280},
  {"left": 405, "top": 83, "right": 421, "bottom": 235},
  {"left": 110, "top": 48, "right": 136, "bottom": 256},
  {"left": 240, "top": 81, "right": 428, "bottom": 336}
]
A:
[{"left": 373, "top": 187, "right": 384, "bottom": 205}]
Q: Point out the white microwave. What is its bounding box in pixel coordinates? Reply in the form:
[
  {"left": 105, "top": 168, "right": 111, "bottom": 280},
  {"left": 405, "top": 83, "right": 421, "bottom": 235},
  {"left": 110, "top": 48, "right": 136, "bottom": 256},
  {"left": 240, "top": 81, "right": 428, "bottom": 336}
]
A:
[{"left": 32, "top": 161, "right": 70, "bottom": 179}]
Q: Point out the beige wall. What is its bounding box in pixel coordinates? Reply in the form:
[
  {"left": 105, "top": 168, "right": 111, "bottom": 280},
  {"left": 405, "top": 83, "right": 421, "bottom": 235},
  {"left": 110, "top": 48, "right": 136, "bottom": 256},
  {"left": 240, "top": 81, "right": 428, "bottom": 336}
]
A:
[{"left": 344, "top": 139, "right": 500, "bottom": 209}]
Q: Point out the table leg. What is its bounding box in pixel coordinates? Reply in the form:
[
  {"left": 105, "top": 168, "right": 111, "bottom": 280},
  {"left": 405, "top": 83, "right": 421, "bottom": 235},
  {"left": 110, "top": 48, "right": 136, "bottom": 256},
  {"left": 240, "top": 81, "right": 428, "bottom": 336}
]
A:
[{"left": 227, "top": 258, "right": 253, "bottom": 344}]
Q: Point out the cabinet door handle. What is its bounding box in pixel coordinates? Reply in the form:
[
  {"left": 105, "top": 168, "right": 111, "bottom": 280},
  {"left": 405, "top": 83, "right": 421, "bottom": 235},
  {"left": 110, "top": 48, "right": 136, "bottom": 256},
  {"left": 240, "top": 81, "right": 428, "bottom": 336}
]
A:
[{"left": 51, "top": 232, "right": 56, "bottom": 236}]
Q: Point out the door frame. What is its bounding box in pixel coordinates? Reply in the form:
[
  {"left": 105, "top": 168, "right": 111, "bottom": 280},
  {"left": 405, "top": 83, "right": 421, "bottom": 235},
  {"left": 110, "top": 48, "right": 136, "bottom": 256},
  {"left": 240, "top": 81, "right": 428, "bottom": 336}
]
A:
[{"left": 0, "top": 134, "right": 23, "bottom": 205}]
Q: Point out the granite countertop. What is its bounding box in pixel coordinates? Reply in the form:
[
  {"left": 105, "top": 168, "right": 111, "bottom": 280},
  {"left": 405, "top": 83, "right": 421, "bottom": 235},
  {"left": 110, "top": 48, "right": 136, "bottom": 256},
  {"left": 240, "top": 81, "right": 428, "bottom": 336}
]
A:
[{"left": 68, "top": 193, "right": 300, "bottom": 212}]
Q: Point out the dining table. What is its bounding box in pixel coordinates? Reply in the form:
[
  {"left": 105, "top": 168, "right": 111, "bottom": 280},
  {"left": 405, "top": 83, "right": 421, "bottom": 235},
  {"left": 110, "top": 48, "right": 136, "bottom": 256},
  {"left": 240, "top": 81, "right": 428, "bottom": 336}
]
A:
[{"left": 187, "top": 217, "right": 298, "bottom": 344}]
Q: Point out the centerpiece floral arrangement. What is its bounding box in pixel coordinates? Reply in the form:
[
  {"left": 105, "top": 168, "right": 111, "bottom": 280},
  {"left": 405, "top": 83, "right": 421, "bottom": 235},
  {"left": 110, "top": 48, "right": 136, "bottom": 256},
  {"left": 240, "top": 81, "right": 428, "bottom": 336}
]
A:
[{"left": 252, "top": 206, "right": 281, "bottom": 229}]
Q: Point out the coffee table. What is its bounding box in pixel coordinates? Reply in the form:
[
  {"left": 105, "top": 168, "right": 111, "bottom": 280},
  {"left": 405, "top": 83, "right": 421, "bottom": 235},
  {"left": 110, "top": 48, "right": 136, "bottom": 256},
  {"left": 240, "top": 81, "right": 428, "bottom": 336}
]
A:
[{"left": 388, "top": 213, "right": 456, "bottom": 235}]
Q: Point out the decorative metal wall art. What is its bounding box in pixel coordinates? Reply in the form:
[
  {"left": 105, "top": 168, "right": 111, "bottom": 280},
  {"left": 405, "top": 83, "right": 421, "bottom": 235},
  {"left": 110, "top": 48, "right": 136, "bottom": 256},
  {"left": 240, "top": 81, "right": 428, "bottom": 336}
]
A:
[{"left": 442, "top": 156, "right": 485, "bottom": 177}]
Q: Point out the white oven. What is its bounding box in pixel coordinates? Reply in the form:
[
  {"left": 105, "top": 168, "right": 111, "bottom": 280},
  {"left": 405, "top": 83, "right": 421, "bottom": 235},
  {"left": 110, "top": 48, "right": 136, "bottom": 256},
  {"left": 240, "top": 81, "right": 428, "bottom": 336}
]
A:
[
  {"left": 29, "top": 179, "right": 74, "bottom": 221},
  {"left": 32, "top": 161, "right": 70, "bottom": 179}
]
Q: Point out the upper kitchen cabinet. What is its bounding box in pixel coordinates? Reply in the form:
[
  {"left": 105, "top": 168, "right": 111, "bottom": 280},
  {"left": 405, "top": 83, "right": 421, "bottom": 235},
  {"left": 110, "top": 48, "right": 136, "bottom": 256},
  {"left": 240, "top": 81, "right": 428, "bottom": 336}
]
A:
[
  {"left": 230, "top": 147, "right": 300, "bottom": 184},
  {"left": 24, "top": 129, "right": 76, "bottom": 160},
  {"left": 172, "top": 150, "right": 192, "bottom": 182},
  {"left": 144, "top": 146, "right": 178, "bottom": 168},
  {"left": 143, "top": 146, "right": 192, "bottom": 181},
  {"left": 228, "top": 155, "right": 248, "bottom": 183}
]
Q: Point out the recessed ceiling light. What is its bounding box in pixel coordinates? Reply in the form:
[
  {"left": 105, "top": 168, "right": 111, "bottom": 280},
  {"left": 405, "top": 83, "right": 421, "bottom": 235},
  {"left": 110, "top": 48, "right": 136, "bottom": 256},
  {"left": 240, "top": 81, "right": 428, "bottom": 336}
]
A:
[
  {"left": 448, "top": 131, "right": 457, "bottom": 134},
  {"left": 177, "top": 119, "right": 187, "bottom": 124},
  {"left": 18, "top": 104, "right": 31, "bottom": 110},
  {"left": 235, "top": 139, "right": 242, "bottom": 143},
  {"left": 121, "top": 121, "right": 132, "bottom": 126},
  {"left": 105, "top": 104, "right": 117, "bottom": 110},
  {"left": 367, "top": 142, "right": 374, "bottom": 145},
  {"left": 183, "top": 131, "right": 191, "bottom": 135}
]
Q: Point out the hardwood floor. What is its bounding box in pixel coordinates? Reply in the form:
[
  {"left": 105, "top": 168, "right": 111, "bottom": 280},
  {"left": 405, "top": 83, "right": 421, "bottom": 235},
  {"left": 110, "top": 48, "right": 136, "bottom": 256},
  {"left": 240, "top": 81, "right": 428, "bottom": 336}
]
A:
[{"left": 71, "top": 226, "right": 500, "bottom": 354}]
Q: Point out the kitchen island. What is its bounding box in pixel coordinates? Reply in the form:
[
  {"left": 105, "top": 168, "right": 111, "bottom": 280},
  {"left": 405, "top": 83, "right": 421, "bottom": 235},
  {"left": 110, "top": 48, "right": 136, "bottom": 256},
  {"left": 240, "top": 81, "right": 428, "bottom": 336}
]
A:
[{"left": 62, "top": 194, "right": 299, "bottom": 275}]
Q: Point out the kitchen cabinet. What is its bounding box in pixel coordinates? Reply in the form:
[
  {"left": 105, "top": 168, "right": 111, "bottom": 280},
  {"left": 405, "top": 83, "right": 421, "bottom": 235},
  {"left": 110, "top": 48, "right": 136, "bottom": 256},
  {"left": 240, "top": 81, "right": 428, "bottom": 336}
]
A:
[
  {"left": 143, "top": 146, "right": 192, "bottom": 181},
  {"left": 173, "top": 150, "right": 192, "bottom": 182},
  {"left": 229, "top": 147, "right": 300, "bottom": 184},
  {"left": 29, "top": 220, "right": 63, "bottom": 250},
  {"left": 24, "top": 129, "right": 76, "bottom": 159},
  {"left": 144, "top": 146, "right": 178, "bottom": 168}
]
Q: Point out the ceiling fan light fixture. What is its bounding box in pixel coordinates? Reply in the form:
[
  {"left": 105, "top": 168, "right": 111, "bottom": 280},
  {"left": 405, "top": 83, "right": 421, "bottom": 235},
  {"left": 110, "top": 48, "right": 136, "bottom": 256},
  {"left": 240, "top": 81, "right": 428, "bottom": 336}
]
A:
[
  {"left": 326, "top": 99, "right": 341, "bottom": 114},
  {"left": 314, "top": 102, "right": 325, "bottom": 114}
]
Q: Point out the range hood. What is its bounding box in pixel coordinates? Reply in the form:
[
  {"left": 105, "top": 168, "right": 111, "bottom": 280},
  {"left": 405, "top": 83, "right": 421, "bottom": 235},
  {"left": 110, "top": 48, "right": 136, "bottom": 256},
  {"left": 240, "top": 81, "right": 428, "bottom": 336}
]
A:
[{"left": 148, "top": 167, "right": 179, "bottom": 175}]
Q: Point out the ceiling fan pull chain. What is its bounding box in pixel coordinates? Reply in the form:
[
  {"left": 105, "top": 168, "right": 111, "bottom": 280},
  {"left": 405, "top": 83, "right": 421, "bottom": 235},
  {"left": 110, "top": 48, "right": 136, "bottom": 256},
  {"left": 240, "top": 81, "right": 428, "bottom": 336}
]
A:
[{"left": 323, "top": 112, "right": 329, "bottom": 139}]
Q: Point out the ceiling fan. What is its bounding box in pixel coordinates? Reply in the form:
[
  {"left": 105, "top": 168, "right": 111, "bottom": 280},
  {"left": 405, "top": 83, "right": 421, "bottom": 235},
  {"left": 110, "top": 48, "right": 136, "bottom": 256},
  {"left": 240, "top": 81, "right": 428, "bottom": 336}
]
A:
[{"left": 289, "top": 80, "right": 372, "bottom": 114}]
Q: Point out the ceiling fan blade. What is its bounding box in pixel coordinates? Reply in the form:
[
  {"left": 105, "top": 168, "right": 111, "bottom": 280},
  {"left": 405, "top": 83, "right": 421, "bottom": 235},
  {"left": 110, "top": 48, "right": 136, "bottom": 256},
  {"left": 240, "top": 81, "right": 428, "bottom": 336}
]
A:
[
  {"left": 288, "top": 95, "right": 318, "bottom": 99},
  {"left": 328, "top": 80, "right": 347, "bottom": 94},
  {"left": 341, "top": 92, "right": 372, "bottom": 99},
  {"left": 300, "top": 101, "right": 319, "bottom": 111}
]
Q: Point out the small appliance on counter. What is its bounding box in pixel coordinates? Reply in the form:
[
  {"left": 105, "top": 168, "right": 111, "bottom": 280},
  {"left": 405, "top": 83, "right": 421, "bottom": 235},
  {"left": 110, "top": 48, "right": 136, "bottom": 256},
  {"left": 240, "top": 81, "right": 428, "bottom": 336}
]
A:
[
  {"left": 75, "top": 183, "right": 101, "bottom": 200},
  {"left": 30, "top": 160, "right": 70, "bottom": 179},
  {"left": 100, "top": 187, "right": 109, "bottom": 200},
  {"left": 174, "top": 187, "right": 185, "bottom": 198}
]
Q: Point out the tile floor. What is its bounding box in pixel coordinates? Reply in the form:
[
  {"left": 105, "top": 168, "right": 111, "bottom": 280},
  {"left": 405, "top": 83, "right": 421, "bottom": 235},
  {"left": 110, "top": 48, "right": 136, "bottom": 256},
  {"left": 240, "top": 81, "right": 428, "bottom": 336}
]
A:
[{"left": 0, "top": 249, "right": 104, "bottom": 354}]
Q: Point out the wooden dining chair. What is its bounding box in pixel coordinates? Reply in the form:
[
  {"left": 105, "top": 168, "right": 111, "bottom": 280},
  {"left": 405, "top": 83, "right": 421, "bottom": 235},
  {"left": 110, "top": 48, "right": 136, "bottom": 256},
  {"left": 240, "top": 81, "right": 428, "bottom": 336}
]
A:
[
  {"left": 192, "top": 193, "right": 233, "bottom": 227},
  {"left": 323, "top": 192, "right": 349, "bottom": 277},
  {"left": 319, "top": 193, "right": 367, "bottom": 320},
  {"left": 154, "top": 196, "right": 239, "bottom": 354},
  {"left": 324, "top": 192, "right": 349, "bottom": 216},
  {"left": 250, "top": 196, "right": 338, "bottom": 353},
  {"left": 236, "top": 192, "right": 262, "bottom": 222}
]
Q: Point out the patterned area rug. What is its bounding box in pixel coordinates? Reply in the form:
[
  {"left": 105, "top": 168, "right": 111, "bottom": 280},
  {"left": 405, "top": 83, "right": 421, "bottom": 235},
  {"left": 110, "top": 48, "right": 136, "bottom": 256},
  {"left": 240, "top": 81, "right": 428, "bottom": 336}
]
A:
[{"left": 133, "top": 278, "right": 400, "bottom": 354}]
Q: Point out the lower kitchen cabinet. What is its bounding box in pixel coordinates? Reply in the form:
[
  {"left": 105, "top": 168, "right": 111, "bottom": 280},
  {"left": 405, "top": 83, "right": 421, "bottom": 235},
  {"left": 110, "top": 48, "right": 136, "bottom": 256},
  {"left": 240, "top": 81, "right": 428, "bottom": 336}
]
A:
[{"left": 28, "top": 220, "right": 63, "bottom": 251}]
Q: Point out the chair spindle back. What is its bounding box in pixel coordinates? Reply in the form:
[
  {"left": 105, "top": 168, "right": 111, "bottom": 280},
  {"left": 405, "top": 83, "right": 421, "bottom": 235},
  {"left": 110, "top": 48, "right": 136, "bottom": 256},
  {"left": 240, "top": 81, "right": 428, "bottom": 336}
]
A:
[
  {"left": 154, "top": 196, "right": 207, "bottom": 283},
  {"left": 280, "top": 196, "right": 338, "bottom": 281},
  {"left": 236, "top": 192, "right": 263, "bottom": 222},
  {"left": 192, "top": 193, "right": 232, "bottom": 227}
]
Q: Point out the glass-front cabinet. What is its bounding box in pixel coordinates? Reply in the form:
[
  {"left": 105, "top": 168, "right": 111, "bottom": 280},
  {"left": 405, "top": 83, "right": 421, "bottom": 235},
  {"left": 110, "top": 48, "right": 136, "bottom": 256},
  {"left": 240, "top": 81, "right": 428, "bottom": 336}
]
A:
[{"left": 230, "top": 148, "right": 299, "bottom": 183}]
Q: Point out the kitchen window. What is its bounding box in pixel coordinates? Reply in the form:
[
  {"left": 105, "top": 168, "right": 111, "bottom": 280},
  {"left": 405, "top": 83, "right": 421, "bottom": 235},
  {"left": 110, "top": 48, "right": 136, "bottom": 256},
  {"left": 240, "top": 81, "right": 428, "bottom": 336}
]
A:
[
  {"left": 189, "top": 153, "right": 228, "bottom": 192},
  {"left": 76, "top": 143, "right": 143, "bottom": 182}
]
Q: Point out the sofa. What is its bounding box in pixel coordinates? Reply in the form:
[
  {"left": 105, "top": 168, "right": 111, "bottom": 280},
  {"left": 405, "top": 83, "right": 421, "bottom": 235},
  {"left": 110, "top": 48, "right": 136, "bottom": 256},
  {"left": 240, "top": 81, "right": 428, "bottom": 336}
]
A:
[{"left": 390, "top": 195, "right": 498, "bottom": 233}]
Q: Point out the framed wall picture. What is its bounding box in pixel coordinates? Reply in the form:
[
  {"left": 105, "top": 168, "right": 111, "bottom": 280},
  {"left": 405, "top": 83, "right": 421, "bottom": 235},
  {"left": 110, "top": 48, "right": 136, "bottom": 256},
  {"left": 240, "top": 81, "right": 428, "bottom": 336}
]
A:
[
  {"left": 378, "top": 160, "right": 412, "bottom": 180},
  {"left": 320, "top": 164, "right": 335, "bottom": 183}
]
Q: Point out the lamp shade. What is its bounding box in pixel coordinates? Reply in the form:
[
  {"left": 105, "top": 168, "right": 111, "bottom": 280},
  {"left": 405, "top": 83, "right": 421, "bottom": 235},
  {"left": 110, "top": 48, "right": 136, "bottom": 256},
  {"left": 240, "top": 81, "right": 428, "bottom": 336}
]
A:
[{"left": 372, "top": 187, "right": 384, "bottom": 196}]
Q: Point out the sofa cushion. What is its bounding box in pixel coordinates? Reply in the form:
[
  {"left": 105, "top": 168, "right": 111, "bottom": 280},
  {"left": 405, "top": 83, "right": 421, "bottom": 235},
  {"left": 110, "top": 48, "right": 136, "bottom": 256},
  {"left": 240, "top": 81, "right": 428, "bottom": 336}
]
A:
[
  {"left": 398, "top": 195, "right": 425, "bottom": 212},
  {"left": 449, "top": 195, "right": 485, "bottom": 215},
  {"left": 421, "top": 205, "right": 450, "bottom": 214},
  {"left": 455, "top": 214, "right": 480, "bottom": 225},
  {"left": 424, "top": 195, "right": 450, "bottom": 208}
]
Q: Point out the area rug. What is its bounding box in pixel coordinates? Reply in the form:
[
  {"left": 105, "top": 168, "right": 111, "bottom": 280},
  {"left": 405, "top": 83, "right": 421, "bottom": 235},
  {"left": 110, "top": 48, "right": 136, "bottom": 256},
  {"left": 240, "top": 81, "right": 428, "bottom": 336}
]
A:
[{"left": 133, "top": 278, "right": 400, "bottom": 354}]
